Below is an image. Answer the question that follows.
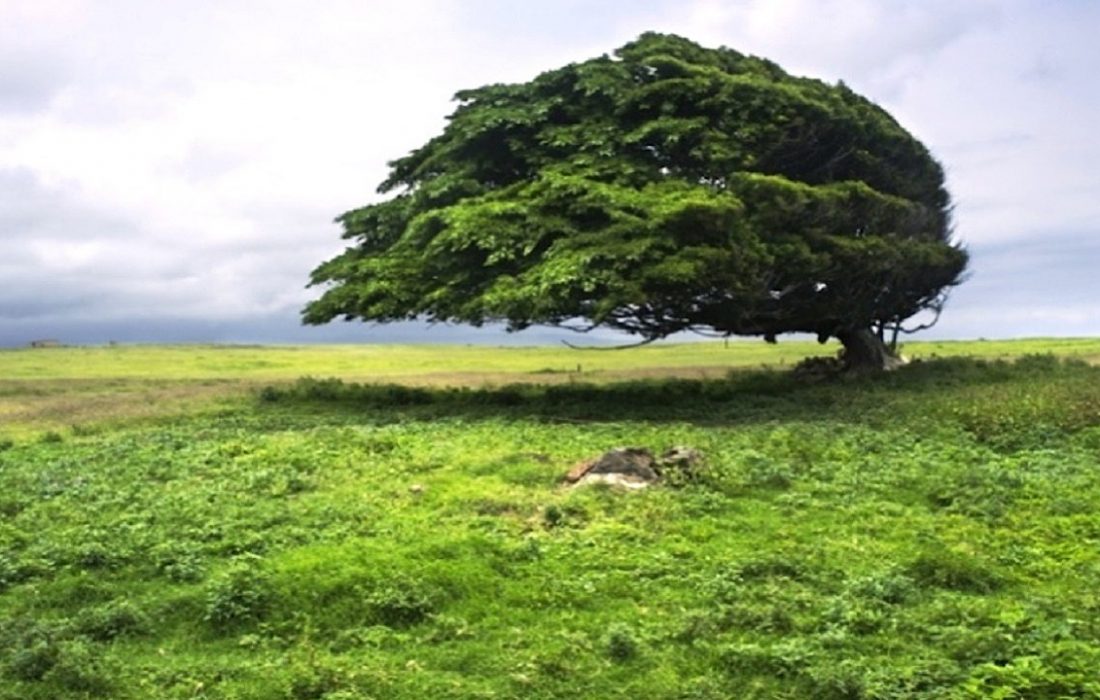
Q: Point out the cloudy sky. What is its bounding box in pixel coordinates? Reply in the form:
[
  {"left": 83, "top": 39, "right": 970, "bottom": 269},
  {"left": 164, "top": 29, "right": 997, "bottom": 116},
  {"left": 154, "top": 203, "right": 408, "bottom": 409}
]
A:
[{"left": 2, "top": 0, "right": 1097, "bottom": 346}]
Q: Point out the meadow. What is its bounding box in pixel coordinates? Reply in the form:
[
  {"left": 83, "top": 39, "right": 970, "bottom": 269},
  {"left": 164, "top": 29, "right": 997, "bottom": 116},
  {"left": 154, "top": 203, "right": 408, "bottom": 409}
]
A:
[{"left": 1, "top": 339, "right": 1099, "bottom": 698}]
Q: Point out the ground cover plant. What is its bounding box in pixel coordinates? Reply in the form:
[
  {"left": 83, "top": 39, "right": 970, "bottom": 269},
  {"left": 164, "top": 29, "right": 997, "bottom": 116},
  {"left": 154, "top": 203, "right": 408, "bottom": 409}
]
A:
[{"left": 0, "top": 341, "right": 1099, "bottom": 698}]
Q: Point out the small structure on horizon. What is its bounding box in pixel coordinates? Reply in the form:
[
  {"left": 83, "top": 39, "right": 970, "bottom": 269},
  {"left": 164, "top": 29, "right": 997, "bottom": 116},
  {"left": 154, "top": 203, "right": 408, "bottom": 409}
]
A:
[{"left": 29, "top": 339, "right": 61, "bottom": 348}]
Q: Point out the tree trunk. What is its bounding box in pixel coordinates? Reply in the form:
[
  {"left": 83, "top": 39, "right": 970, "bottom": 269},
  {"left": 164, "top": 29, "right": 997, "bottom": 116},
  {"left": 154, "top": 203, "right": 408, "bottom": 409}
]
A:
[{"left": 837, "top": 327, "right": 906, "bottom": 372}]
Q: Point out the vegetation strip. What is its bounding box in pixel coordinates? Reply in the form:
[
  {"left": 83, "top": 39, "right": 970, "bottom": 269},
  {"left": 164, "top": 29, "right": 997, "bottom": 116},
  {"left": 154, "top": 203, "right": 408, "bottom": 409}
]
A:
[{"left": 1, "top": 347, "right": 1099, "bottom": 697}]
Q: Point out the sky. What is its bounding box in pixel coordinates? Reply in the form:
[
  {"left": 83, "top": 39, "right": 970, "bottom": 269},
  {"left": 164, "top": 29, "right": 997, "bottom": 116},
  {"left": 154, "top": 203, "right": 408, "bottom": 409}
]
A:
[{"left": 1, "top": 0, "right": 1097, "bottom": 347}]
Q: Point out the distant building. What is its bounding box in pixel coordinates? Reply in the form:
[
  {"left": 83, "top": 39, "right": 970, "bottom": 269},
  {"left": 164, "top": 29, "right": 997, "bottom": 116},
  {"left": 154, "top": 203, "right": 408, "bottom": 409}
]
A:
[{"left": 29, "top": 339, "right": 61, "bottom": 348}]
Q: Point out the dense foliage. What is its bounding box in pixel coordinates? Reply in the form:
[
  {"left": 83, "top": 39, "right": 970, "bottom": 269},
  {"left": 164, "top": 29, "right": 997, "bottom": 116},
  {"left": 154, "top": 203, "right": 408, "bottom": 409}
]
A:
[
  {"left": 2, "top": 352, "right": 1100, "bottom": 698},
  {"left": 305, "top": 33, "right": 967, "bottom": 352}
]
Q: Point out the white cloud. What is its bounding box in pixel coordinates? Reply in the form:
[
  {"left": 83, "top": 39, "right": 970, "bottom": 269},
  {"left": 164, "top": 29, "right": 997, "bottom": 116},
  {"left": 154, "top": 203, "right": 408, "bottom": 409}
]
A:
[
  {"left": 656, "top": 0, "right": 999, "bottom": 83},
  {"left": 1, "top": 0, "right": 472, "bottom": 327}
]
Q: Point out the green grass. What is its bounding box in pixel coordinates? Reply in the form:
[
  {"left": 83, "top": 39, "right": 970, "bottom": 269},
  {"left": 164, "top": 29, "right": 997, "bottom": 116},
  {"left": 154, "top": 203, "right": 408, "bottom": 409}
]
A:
[
  {"left": 1, "top": 342, "right": 1099, "bottom": 698},
  {"left": 3, "top": 337, "right": 1098, "bottom": 440},
  {"left": 1, "top": 337, "right": 1099, "bottom": 382}
]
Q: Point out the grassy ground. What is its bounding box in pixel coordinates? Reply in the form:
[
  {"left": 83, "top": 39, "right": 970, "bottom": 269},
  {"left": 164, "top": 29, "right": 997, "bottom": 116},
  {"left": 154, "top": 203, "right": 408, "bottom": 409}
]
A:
[
  {"left": 1, "top": 341, "right": 1099, "bottom": 698},
  {"left": 3, "top": 337, "right": 1099, "bottom": 381},
  {"left": 3, "top": 337, "right": 1099, "bottom": 440}
]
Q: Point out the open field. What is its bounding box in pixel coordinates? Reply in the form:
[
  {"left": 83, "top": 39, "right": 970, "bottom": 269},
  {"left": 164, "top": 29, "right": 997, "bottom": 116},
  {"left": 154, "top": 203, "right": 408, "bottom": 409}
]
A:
[
  {"left": 3, "top": 337, "right": 1099, "bottom": 440},
  {"left": 1, "top": 340, "right": 1099, "bottom": 698},
  {"left": 4, "top": 337, "right": 1100, "bottom": 381}
]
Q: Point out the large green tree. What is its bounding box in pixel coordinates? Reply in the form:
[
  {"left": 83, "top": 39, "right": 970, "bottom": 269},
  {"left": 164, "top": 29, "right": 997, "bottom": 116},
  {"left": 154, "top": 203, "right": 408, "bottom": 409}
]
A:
[{"left": 304, "top": 33, "right": 968, "bottom": 368}]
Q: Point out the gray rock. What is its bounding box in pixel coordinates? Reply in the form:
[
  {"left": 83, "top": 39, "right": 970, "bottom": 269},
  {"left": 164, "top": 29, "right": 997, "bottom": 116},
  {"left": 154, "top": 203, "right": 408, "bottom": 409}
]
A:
[
  {"left": 566, "top": 446, "right": 706, "bottom": 488},
  {"left": 569, "top": 447, "right": 660, "bottom": 488},
  {"left": 657, "top": 446, "right": 706, "bottom": 484},
  {"left": 659, "top": 446, "right": 704, "bottom": 472},
  {"left": 586, "top": 447, "right": 659, "bottom": 481}
]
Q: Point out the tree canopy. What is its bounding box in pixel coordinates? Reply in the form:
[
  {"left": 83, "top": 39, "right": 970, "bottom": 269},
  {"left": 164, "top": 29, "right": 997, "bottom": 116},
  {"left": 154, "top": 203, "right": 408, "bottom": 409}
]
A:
[{"left": 304, "top": 33, "right": 967, "bottom": 363}]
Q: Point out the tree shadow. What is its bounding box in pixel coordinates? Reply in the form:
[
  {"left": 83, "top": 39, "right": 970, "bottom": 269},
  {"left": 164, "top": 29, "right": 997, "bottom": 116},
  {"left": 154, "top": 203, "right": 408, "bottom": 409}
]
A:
[{"left": 255, "top": 356, "right": 1072, "bottom": 427}]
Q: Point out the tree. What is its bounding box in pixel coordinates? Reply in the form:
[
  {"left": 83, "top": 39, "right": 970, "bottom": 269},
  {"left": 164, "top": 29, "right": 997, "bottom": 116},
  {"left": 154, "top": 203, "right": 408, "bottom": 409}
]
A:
[{"left": 304, "top": 33, "right": 968, "bottom": 369}]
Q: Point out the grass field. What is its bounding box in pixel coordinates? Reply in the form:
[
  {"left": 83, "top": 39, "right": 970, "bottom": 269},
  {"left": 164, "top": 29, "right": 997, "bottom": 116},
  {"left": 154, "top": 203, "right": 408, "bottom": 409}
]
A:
[
  {"left": 3, "top": 337, "right": 1099, "bottom": 440},
  {"left": 4, "top": 337, "right": 1100, "bottom": 381},
  {"left": 1, "top": 339, "right": 1099, "bottom": 698}
]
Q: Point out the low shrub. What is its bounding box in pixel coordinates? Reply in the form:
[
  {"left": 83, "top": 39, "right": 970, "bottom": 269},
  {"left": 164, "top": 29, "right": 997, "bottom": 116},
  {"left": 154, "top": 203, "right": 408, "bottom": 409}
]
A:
[
  {"left": 907, "top": 547, "right": 1003, "bottom": 594},
  {"left": 741, "top": 451, "right": 795, "bottom": 490},
  {"left": 73, "top": 599, "right": 147, "bottom": 641},
  {"left": 44, "top": 637, "right": 115, "bottom": 696},
  {"left": 151, "top": 543, "right": 206, "bottom": 583},
  {"left": 366, "top": 578, "right": 436, "bottom": 627},
  {"left": 5, "top": 627, "right": 59, "bottom": 682},
  {"left": 204, "top": 554, "right": 272, "bottom": 630},
  {"left": 605, "top": 623, "right": 640, "bottom": 662},
  {"left": 721, "top": 640, "right": 815, "bottom": 677}
]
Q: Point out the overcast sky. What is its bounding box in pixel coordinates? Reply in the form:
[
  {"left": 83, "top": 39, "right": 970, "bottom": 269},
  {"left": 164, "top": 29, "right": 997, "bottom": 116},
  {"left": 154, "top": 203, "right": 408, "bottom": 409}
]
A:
[{"left": 2, "top": 0, "right": 1097, "bottom": 347}]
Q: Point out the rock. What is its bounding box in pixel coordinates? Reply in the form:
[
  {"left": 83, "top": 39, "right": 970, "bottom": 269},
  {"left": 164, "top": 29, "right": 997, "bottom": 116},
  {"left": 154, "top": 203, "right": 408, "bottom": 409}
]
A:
[
  {"left": 659, "top": 446, "right": 704, "bottom": 471},
  {"left": 409, "top": 484, "right": 425, "bottom": 495},
  {"left": 569, "top": 447, "right": 660, "bottom": 488},
  {"left": 564, "top": 459, "right": 596, "bottom": 483},
  {"left": 578, "top": 472, "right": 654, "bottom": 489},
  {"left": 587, "top": 447, "right": 659, "bottom": 480},
  {"left": 657, "top": 446, "right": 707, "bottom": 485},
  {"left": 565, "top": 446, "right": 706, "bottom": 488}
]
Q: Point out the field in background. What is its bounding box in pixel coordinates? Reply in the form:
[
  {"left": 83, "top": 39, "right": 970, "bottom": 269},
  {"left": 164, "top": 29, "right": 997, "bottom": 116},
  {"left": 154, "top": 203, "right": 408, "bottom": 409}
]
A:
[
  {"left": 4, "top": 337, "right": 1100, "bottom": 381},
  {"left": 1, "top": 339, "right": 1099, "bottom": 698},
  {"left": 3, "top": 337, "right": 1099, "bottom": 439}
]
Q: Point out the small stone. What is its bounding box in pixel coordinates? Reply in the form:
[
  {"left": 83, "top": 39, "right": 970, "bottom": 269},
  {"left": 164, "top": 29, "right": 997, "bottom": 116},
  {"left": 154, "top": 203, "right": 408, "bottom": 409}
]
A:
[
  {"left": 568, "top": 447, "right": 660, "bottom": 488},
  {"left": 586, "top": 447, "right": 659, "bottom": 481},
  {"left": 657, "top": 446, "right": 706, "bottom": 483},
  {"left": 579, "top": 473, "right": 653, "bottom": 489},
  {"left": 409, "top": 484, "right": 425, "bottom": 494},
  {"left": 659, "top": 446, "right": 704, "bottom": 470},
  {"left": 564, "top": 459, "right": 596, "bottom": 483}
]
